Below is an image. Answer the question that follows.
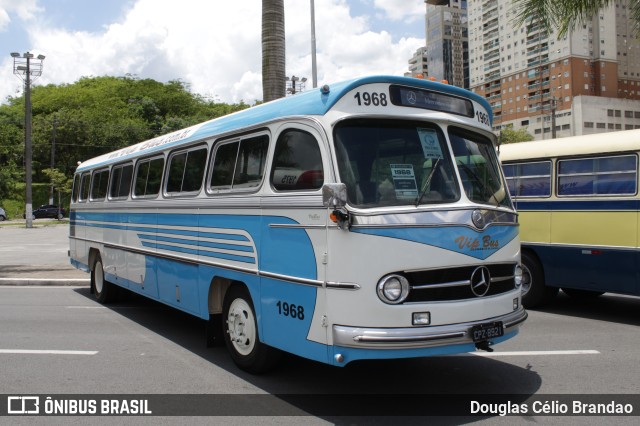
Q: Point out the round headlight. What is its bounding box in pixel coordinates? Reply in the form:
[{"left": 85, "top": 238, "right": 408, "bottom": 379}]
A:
[
  {"left": 377, "top": 274, "right": 410, "bottom": 304},
  {"left": 514, "top": 264, "right": 523, "bottom": 288}
]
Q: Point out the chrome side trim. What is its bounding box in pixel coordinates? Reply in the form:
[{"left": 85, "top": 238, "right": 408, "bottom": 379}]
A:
[
  {"left": 326, "top": 282, "right": 361, "bottom": 290},
  {"left": 332, "top": 308, "right": 527, "bottom": 349},
  {"left": 258, "top": 270, "right": 324, "bottom": 288},
  {"left": 349, "top": 209, "right": 517, "bottom": 231},
  {"left": 268, "top": 224, "right": 326, "bottom": 229}
]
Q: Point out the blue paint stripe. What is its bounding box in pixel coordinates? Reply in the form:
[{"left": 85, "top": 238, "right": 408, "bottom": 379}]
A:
[
  {"left": 145, "top": 242, "right": 256, "bottom": 264},
  {"left": 514, "top": 199, "right": 640, "bottom": 211},
  {"left": 138, "top": 233, "right": 254, "bottom": 253}
]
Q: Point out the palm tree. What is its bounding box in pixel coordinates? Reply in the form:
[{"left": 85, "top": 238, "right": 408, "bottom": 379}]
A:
[
  {"left": 513, "top": 0, "right": 640, "bottom": 37},
  {"left": 262, "top": 0, "right": 286, "bottom": 102}
]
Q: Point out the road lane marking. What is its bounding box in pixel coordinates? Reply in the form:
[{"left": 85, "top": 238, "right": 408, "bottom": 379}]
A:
[
  {"left": 470, "top": 350, "right": 600, "bottom": 357},
  {"left": 0, "top": 349, "right": 98, "bottom": 355},
  {"left": 66, "top": 306, "right": 107, "bottom": 309}
]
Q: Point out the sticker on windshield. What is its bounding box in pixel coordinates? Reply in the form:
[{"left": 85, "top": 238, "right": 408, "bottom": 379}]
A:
[
  {"left": 417, "top": 128, "right": 443, "bottom": 160},
  {"left": 390, "top": 164, "right": 418, "bottom": 199}
]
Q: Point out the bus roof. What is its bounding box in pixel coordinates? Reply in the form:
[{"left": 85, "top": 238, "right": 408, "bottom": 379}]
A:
[
  {"left": 499, "top": 128, "right": 640, "bottom": 162},
  {"left": 76, "top": 75, "right": 492, "bottom": 172}
]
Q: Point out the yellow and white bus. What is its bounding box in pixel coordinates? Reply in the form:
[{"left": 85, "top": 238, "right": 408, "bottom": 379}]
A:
[
  {"left": 500, "top": 129, "right": 640, "bottom": 307},
  {"left": 69, "top": 75, "right": 526, "bottom": 373}
]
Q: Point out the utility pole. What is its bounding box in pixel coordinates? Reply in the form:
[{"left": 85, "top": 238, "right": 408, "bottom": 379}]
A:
[
  {"left": 50, "top": 115, "right": 57, "bottom": 204},
  {"left": 11, "top": 51, "right": 45, "bottom": 229},
  {"left": 310, "top": 0, "right": 318, "bottom": 88}
]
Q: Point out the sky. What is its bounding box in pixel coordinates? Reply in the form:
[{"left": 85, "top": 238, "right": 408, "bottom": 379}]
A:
[{"left": 0, "top": 0, "right": 427, "bottom": 105}]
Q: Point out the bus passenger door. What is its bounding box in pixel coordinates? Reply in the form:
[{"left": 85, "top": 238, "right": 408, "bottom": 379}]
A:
[{"left": 259, "top": 124, "right": 330, "bottom": 364}]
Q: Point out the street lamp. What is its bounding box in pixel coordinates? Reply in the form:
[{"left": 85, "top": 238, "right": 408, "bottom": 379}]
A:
[
  {"left": 11, "top": 51, "right": 45, "bottom": 229},
  {"left": 286, "top": 75, "right": 307, "bottom": 95}
]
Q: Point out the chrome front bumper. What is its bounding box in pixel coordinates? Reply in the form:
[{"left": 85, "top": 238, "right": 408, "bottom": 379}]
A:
[{"left": 333, "top": 308, "right": 527, "bottom": 349}]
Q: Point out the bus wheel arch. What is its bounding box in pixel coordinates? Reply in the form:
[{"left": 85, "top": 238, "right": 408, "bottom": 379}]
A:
[
  {"left": 221, "top": 283, "right": 280, "bottom": 374},
  {"left": 521, "top": 249, "right": 558, "bottom": 308},
  {"left": 89, "top": 250, "right": 117, "bottom": 303},
  {"left": 206, "top": 276, "right": 231, "bottom": 347}
]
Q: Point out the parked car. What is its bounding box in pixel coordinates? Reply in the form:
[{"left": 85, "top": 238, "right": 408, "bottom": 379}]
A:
[
  {"left": 24, "top": 204, "right": 66, "bottom": 220},
  {"left": 0, "top": 207, "right": 6, "bottom": 221}
]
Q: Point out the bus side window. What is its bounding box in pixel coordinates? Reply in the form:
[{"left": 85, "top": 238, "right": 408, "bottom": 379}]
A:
[
  {"left": 79, "top": 173, "right": 91, "bottom": 202},
  {"left": 271, "top": 129, "right": 324, "bottom": 191},
  {"left": 109, "top": 163, "right": 133, "bottom": 200},
  {"left": 166, "top": 146, "right": 208, "bottom": 195},
  {"left": 133, "top": 156, "right": 165, "bottom": 198},
  {"left": 90, "top": 169, "right": 110, "bottom": 201},
  {"left": 71, "top": 174, "right": 80, "bottom": 203},
  {"left": 209, "top": 135, "right": 269, "bottom": 192}
]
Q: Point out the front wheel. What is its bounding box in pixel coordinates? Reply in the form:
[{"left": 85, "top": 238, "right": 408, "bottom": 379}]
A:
[
  {"left": 222, "top": 285, "right": 280, "bottom": 374},
  {"left": 91, "top": 254, "right": 117, "bottom": 303},
  {"left": 521, "top": 251, "right": 558, "bottom": 308}
]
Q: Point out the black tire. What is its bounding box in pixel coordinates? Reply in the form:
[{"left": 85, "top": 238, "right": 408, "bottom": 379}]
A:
[
  {"left": 0, "top": 215, "right": 5, "bottom": 222},
  {"left": 57, "top": 212, "right": 64, "bottom": 220},
  {"left": 91, "top": 254, "right": 117, "bottom": 304},
  {"left": 562, "top": 288, "right": 605, "bottom": 299},
  {"left": 521, "top": 251, "right": 558, "bottom": 308},
  {"left": 222, "top": 285, "right": 280, "bottom": 374}
]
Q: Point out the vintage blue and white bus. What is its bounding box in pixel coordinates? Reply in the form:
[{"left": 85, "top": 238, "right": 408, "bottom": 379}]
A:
[
  {"left": 500, "top": 129, "right": 640, "bottom": 307},
  {"left": 69, "top": 75, "right": 526, "bottom": 372}
]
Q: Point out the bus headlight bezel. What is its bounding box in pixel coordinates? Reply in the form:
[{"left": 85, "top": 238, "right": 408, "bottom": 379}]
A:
[
  {"left": 377, "top": 274, "right": 410, "bottom": 304},
  {"left": 514, "top": 264, "right": 523, "bottom": 288}
]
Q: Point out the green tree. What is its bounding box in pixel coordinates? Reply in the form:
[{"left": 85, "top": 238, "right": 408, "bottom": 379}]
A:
[
  {"left": 42, "top": 168, "right": 72, "bottom": 219},
  {"left": 262, "top": 0, "right": 286, "bottom": 102},
  {"left": 0, "top": 75, "right": 250, "bottom": 202},
  {"left": 499, "top": 127, "right": 535, "bottom": 144},
  {"left": 514, "top": 0, "right": 640, "bottom": 37}
]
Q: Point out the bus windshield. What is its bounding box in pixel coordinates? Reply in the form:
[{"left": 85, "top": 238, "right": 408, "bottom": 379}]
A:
[
  {"left": 449, "top": 126, "right": 511, "bottom": 208},
  {"left": 334, "top": 119, "right": 460, "bottom": 208}
]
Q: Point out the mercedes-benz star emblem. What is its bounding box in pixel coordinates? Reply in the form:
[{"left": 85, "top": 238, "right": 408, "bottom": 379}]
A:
[
  {"left": 406, "top": 91, "right": 417, "bottom": 105},
  {"left": 470, "top": 266, "right": 491, "bottom": 297},
  {"left": 471, "top": 209, "right": 486, "bottom": 230}
]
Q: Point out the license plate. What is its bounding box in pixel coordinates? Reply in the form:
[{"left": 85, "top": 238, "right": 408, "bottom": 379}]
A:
[{"left": 471, "top": 322, "right": 504, "bottom": 343}]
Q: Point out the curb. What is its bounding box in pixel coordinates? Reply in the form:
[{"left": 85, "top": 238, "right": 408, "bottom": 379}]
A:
[{"left": 0, "top": 278, "right": 90, "bottom": 286}]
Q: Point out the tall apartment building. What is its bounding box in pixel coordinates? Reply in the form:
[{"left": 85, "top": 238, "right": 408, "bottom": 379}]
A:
[
  {"left": 424, "top": 0, "right": 469, "bottom": 88},
  {"left": 406, "top": 46, "right": 429, "bottom": 77},
  {"left": 467, "top": 0, "right": 640, "bottom": 139}
]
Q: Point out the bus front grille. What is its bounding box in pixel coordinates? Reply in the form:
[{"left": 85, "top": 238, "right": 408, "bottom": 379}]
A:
[{"left": 403, "top": 263, "right": 517, "bottom": 303}]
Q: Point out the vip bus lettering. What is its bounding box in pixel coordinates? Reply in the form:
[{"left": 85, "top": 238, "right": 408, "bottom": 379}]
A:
[{"left": 455, "top": 235, "right": 499, "bottom": 250}]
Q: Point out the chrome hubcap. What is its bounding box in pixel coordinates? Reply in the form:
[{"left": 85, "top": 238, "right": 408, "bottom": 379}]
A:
[{"left": 227, "top": 298, "right": 255, "bottom": 356}]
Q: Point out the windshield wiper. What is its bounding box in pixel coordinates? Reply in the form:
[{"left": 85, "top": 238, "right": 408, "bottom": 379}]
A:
[{"left": 415, "top": 158, "right": 441, "bottom": 207}]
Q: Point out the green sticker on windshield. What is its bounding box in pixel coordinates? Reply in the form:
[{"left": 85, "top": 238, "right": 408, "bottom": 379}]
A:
[{"left": 417, "top": 128, "right": 443, "bottom": 160}]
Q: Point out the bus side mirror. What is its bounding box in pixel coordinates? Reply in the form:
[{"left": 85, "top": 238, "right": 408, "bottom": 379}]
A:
[{"left": 322, "top": 183, "right": 347, "bottom": 209}]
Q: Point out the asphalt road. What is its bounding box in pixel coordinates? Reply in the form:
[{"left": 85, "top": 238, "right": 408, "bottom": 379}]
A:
[
  {"left": 0, "top": 223, "right": 639, "bottom": 424},
  {"left": 0, "top": 286, "right": 639, "bottom": 424}
]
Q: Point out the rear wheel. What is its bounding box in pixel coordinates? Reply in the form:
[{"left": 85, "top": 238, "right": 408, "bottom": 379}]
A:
[
  {"left": 521, "top": 251, "right": 558, "bottom": 308},
  {"left": 222, "top": 285, "right": 280, "bottom": 374},
  {"left": 91, "top": 254, "right": 117, "bottom": 303}
]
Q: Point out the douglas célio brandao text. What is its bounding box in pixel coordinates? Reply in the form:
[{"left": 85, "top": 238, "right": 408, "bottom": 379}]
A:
[{"left": 470, "top": 399, "right": 634, "bottom": 416}]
